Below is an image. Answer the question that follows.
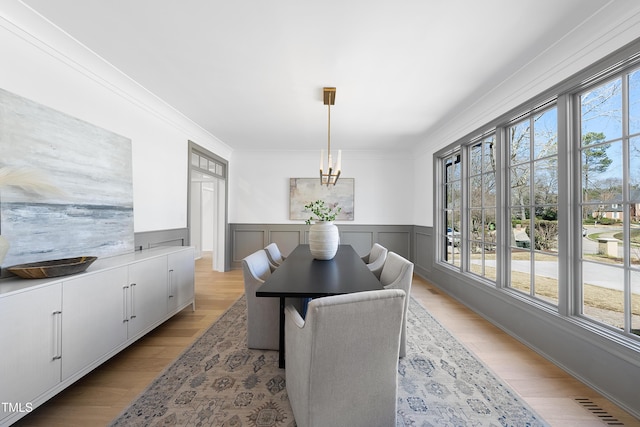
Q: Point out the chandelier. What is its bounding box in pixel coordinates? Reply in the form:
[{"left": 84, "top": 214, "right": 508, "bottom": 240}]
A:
[{"left": 320, "top": 87, "right": 341, "bottom": 186}]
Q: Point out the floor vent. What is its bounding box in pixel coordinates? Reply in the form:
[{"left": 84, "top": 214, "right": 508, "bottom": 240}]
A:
[{"left": 574, "top": 398, "right": 624, "bottom": 425}]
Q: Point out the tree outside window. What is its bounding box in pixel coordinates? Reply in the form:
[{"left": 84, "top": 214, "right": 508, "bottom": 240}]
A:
[
  {"left": 579, "top": 72, "right": 640, "bottom": 335},
  {"left": 468, "top": 135, "right": 497, "bottom": 282},
  {"left": 508, "top": 106, "right": 559, "bottom": 304}
]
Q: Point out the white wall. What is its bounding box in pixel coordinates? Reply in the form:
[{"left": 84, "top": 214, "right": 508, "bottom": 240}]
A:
[
  {"left": 229, "top": 150, "right": 413, "bottom": 224},
  {"left": 412, "top": 150, "right": 433, "bottom": 227},
  {"left": 0, "top": 5, "right": 232, "bottom": 233}
]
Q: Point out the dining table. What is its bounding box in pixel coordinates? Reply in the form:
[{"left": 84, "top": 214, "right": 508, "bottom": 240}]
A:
[{"left": 256, "top": 244, "right": 383, "bottom": 368}]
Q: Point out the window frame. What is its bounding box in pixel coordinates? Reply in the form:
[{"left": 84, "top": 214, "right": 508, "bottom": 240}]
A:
[
  {"left": 505, "top": 103, "right": 560, "bottom": 306},
  {"left": 438, "top": 150, "right": 463, "bottom": 270},
  {"left": 466, "top": 132, "right": 499, "bottom": 283},
  {"left": 573, "top": 66, "right": 640, "bottom": 336},
  {"left": 434, "top": 40, "right": 640, "bottom": 344}
]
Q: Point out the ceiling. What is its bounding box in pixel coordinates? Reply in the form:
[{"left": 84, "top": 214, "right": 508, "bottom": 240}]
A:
[{"left": 22, "top": 0, "right": 611, "bottom": 152}]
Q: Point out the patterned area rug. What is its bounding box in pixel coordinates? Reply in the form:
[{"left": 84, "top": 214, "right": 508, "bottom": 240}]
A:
[{"left": 110, "top": 295, "right": 549, "bottom": 427}]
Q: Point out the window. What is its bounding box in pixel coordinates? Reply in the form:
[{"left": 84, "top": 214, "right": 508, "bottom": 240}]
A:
[
  {"left": 441, "top": 152, "right": 462, "bottom": 269},
  {"left": 578, "top": 70, "right": 640, "bottom": 334},
  {"left": 435, "top": 45, "right": 640, "bottom": 342},
  {"left": 508, "top": 106, "right": 559, "bottom": 304},
  {"left": 191, "top": 151, "right": 226, "bottom": 179},
  {"left": 468, "top": 134, "right": 497, "bottom": 281}
]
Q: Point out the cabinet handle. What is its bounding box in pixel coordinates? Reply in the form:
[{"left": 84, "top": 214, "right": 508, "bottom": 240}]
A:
[
  {"left": 130, "top": 283, "right": 136, "bottom": 319},
  {"left": 52, "top": 310, "right": 62, "bottom": 360},
  {"left": 168, "top": 269, "right": 174, "bottom": 298},
  {"left": 123, "top": 285, "right": 129, "bottom": 322}
]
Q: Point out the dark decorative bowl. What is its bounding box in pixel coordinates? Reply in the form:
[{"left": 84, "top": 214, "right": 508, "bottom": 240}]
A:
[{"left": 7, "top": 256, "right": 98, "bottom": 279}]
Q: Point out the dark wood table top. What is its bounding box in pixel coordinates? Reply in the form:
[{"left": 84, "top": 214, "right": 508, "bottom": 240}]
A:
[{"left": 256, "top": 244, "right": 383, "bottom": 298}]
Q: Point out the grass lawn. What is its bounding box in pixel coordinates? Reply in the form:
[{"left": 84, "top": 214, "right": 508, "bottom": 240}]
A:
[{"left": 471, "top": 251, "right": 640, "bottom": 319}]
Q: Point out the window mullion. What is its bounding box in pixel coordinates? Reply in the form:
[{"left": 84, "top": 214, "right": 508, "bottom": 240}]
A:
[
  {"left": 557, "top": 93, "right": 572, "bottom": 317},
  {"left": 495, "top": 128, "right": 506, "bottom": 289},
  {"left": 529, "top": 116, "right": 536, "bottom": 298},
  {"left": 461, "top": 146, "right": 468, "bottom": 273},
  {"left": 622, "top": 73, "right": 632, "bottom": 334}
]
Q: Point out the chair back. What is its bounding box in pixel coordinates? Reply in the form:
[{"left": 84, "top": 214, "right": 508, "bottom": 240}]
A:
[
  {"left": 285, "top": 289, "right": 405, "bottom": 427},
  {"left": 365, "top": 243, "right": 388, "bottom": 278},
  {"left": 242, "top": 249, "right": 272, "bottom": 283},
  {"left": 380, "top": 252, "right": 414, "bottom": 357},
  {"left": 264, "top": 242, "right": 285, "bottom": 270},
  {"left": 241, "top": 249, "right": 278, "bottom": 349},
  {"left": 380, "top": 252, "right": 412, "bottom": 288}
]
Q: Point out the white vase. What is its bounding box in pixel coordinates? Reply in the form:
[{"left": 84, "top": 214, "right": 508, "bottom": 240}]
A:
[
  {"left": 308, "top": 221, "right": 339, "bottom": 260},
  {"left": 0, "top": 235, "right": 9, "bottom": 266}
]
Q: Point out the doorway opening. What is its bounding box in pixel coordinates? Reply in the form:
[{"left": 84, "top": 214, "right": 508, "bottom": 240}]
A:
[{"left": 188, "top": 142, "right": 227, "bottom": 272}]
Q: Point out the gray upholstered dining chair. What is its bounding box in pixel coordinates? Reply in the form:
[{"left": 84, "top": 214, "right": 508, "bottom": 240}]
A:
[
  {"left": 285, "top": 289, "right": 406, "bottom": 427},
  {"left": 379, "top": 252, "right": 414, "bottom": 358},
  {"left": 361, "top": 243, "right": 388, "bottom": 278},
  {"left": 264, "top": 242, "right": 286, "bottom": 271},
  {"left": 241, "top": 249, "right": 280, "bottom": 350}
]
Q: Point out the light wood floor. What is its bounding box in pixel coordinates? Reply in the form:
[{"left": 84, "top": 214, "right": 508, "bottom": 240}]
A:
[{"left": 16, "top": 253, "right": 639, "bottom": 426}]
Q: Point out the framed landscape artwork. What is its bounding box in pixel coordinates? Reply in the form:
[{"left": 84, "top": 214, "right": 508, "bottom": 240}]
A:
[
  {"left": 0, "top": 88, "right": 134, "bottom": 268},
  {"left": 289, "top": 178, "right": 354, "bottom": 221}
]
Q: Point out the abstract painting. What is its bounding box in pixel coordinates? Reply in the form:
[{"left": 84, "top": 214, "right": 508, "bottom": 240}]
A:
[
  {"left": 289, "top": 178, "right": 354, "bottom": 221},
  {"left": 0, "top": 88, "right": 133, "bottom": 267}
]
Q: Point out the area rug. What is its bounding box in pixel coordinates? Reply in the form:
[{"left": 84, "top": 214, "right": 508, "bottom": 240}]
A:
[{"left": 110, "top": 295, "right": 549, "bottom": 427}]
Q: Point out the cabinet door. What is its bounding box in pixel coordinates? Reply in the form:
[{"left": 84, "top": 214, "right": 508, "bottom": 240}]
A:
[
  {"left": 61, "top": 267, "right": 128, "bottom": 380},
  {"left": 127, "top": 256, "right": 168, "bottom": 338},
  {"left": 167, "top": 248, "right": 195, "bottom": 314},
  {"left": 0, "top": 283, "right": 62, "bottom": 423}
]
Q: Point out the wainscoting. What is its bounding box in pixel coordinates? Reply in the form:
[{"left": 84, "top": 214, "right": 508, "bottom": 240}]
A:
[
  {"left": 228, "top": 223, "right": 428, "bottom": 270},
  {"left": 133, "top": 225, "right": 434, "bottom": 274}
]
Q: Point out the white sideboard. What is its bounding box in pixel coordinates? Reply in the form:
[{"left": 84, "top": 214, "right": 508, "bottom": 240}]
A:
[{"left": 0, "top": 246, "right": 195, "bottom": 426}]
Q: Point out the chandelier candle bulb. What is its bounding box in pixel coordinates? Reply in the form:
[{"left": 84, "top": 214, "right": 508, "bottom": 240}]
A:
[{"left": 336, "top": 150, "right": 342, "bottom": 171}]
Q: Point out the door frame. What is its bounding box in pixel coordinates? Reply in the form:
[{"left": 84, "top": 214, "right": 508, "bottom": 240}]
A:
[{"left": 187, "top": 140, "right": 229, "bottom": 271}]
